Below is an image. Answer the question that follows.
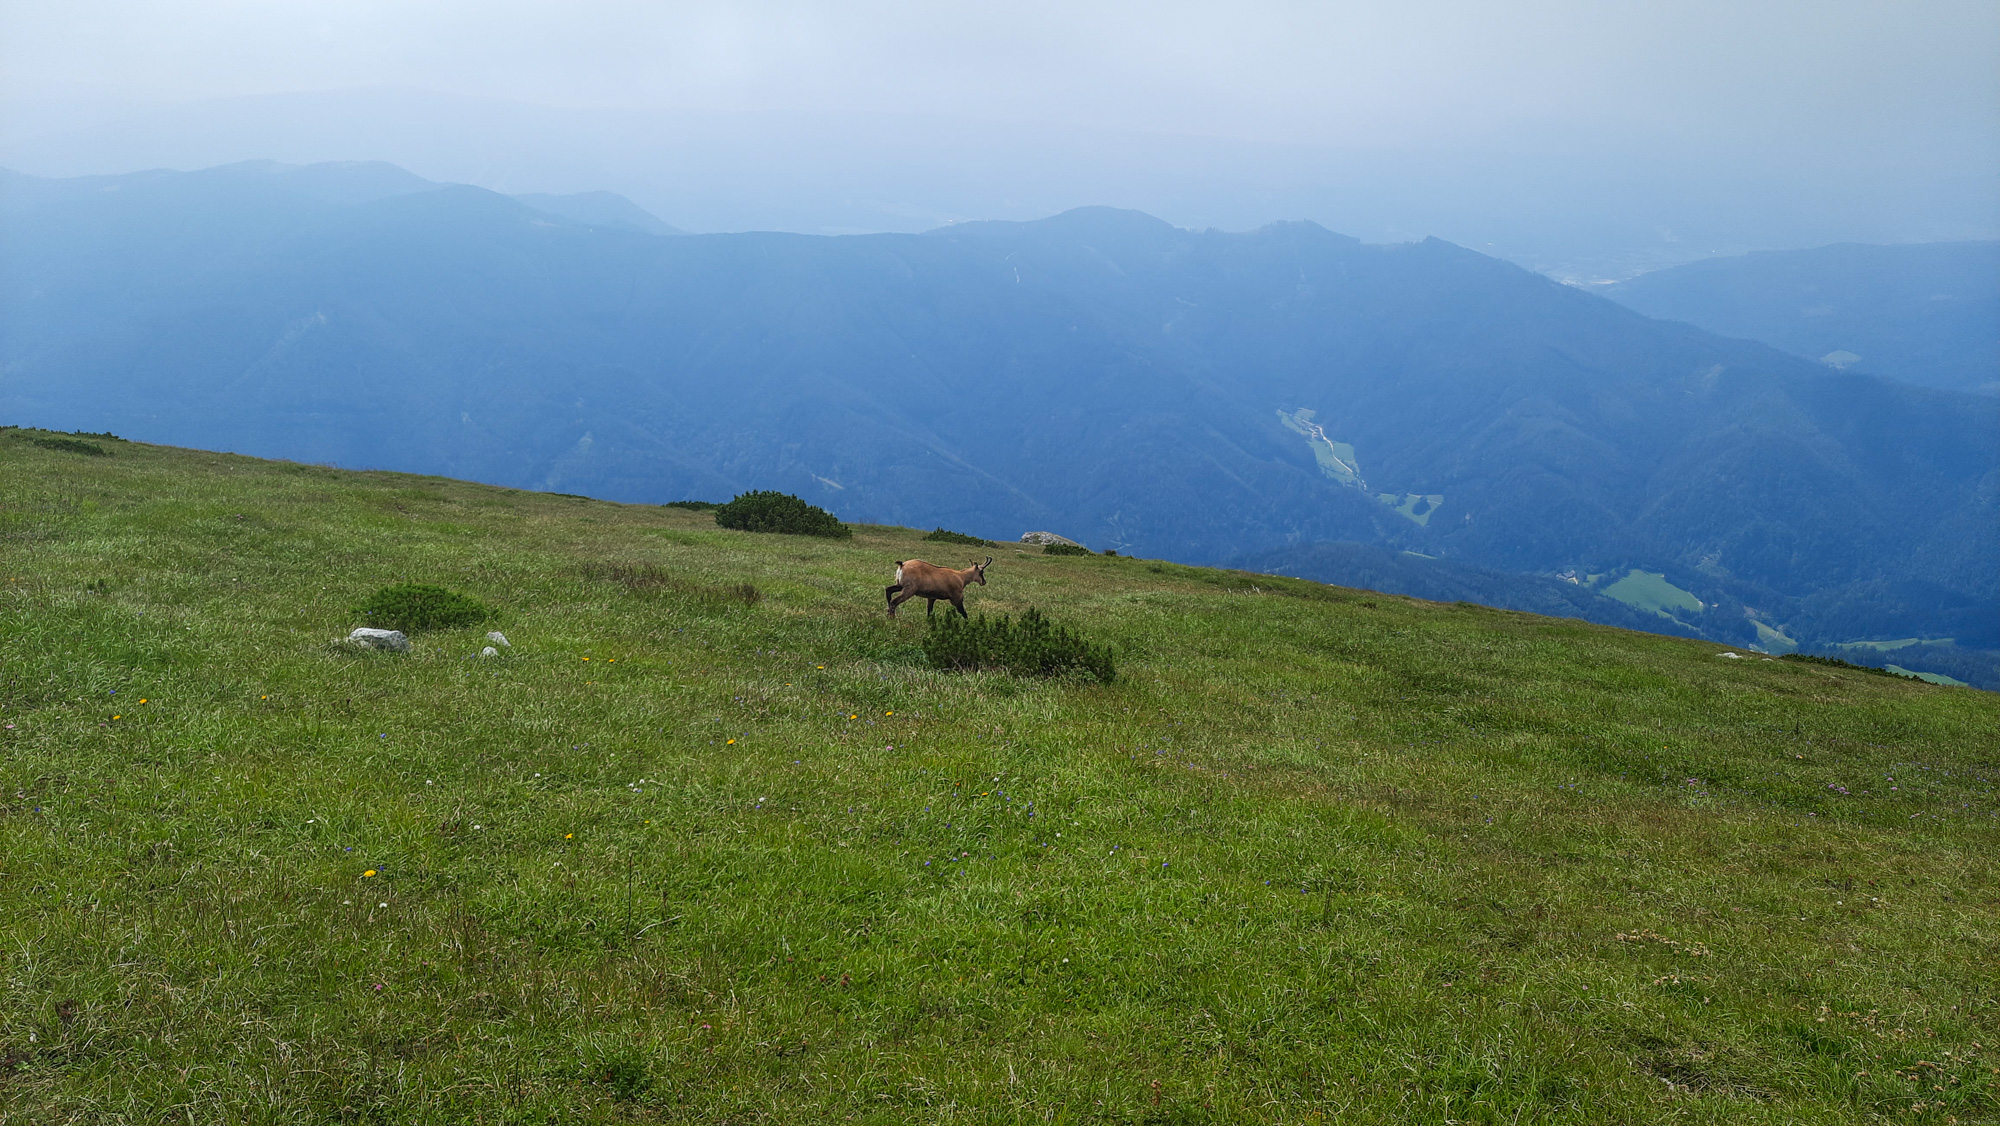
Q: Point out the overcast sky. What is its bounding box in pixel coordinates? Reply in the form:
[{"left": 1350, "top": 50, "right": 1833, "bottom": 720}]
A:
[
  {"left": 2, "top": 1, "right": 1995, "bottom": 271},
  {"left": 8, "top": 1, "right": 1994, "bottom": 149}
]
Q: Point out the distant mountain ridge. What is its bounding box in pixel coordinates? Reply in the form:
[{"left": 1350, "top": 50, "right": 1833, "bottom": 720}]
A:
[
  {"left": 2, "top": 161, "right": 1993, "bottom": 681},
  {"left": 0, "top": 158, "right": 680, "bottom": 237},
  {"left": 511, "top": 191, "right": 684, "bottom": 236},
  {"left": 1604, "top": 241, "right": 2000, "bottom": 396}
]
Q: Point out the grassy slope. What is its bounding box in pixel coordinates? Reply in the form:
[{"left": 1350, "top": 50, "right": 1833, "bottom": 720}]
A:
[{"left": 2, "top": 432, "right": 1996, "bottom": 1125}]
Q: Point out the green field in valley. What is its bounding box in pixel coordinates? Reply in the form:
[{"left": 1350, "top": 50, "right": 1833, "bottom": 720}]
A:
[
  {"left": 1596, "top": 571, "right": 1705, "bottom": 620},
  {"left": 2, "top": 429, "right": 1997, "bottom": 1124}
]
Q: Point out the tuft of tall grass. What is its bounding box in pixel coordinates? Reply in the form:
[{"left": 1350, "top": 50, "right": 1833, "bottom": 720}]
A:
[{"left": 580, "top": 562, "right": 762, "bottom": 606}]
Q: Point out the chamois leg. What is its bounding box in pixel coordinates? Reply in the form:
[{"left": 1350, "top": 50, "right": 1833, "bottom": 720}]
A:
[
  {"left": 926, "top": 598, "right": 939, "bottom": 619},
  {"left": 888, "top": 589, "right": 917, "bottom": 618},
  {"left": 885, "top": 583, "right": 902, "bottom": 612},
  {"left": 951, "top": 594, "right": 968, "bottom": 618}
]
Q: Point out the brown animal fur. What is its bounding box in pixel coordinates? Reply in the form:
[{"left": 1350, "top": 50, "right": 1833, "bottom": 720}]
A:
[{"left": 886, "top": 556, "right": 991, "bottom": 618}]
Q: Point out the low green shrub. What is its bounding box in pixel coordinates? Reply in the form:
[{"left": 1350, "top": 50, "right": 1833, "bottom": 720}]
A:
[
  {"left": 1042, "top": 542, "right": 1091, "bottom": 556},
  {"left": 1780, "top": 652, "right": 1899, "bottom": 678},
  {"left": 7, "top": 426, "right": 120, "bottom": 442},
  {"left": 923, "top": 606, "right": 1115, "bottom": 682},
  {"left": 32, "top": 436, "right": 110, "bottom": 457},
  {"left": 663, "top": 500, "right": 720, "bottom": 512},
  {"left": 924, "top": 528, "right": 989, "bottom": 546},
  {"left": 713, "top": 491, "right": 852, "bottom": 538},
  {"left": 357, "top": 583, "right": 494, "bottom": 633}
]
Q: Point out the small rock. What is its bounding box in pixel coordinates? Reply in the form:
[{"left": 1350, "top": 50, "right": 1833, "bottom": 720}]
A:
[
  {"left": 479, "top": 646, "right": 500, "bottom": 658},
  {"left": 347, "top": 628, "right": 410, "bottom": 652},
  {"left": 1019, "top": 531, "right": 1080, "bottom": 547},
  {"left": 1716, "top": 651, "right": 1742, "bottom": 659},
  {"left": 486, "top": 631, "right": 510, "bottom": 647}
]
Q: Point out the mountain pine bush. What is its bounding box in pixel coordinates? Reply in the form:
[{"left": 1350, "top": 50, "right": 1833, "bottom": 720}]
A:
[
  {"left": 1042, "top": 542, "right": 1091, "bottom": 556},
  {"left": 1780, "top": 652, "right": 1902, "bottom": 678},
  {"left": 923, "top": 607, "right": 1115, "bottom": 682},
  {"left": 358, "top": 583, "right": 494, "bottom": 633},
  {"left": 32, "top": 436, "right": 110, "bottom": 456},
  {"left": 713, "top": 491, "right": 851, "bottom": 538},
  {"left": 923, "top": 528, "right": 989, "bottom": 546}
]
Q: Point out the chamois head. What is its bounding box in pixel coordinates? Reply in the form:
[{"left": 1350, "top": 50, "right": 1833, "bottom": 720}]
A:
[{"left": 972, "top": 556, "right": 992, "bottom": 584}]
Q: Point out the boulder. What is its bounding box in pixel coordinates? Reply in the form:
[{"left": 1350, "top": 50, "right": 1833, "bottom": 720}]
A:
[
  {"left": 486, "top": 631, "right": 511, "bottom": 647},
  {"left": 346, "top": 627, "right": 410, "bottom": 653},
  {"left": 1019, "top": 531, "right": 1080, "bottom": 547},
  {"left": 480, "top": 646, "right": 500, "bottom": 658}
]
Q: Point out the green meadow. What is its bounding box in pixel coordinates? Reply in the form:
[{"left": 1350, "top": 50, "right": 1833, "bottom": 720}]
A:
[
  {"left": 2, "top": 430, "right": 1996, "bottom": 1124},
  {"left": 1596, "top": 570, "right": 1704, "bottom": 620}
]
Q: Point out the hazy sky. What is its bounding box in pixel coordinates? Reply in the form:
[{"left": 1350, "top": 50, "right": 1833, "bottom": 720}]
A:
[
  {"left": 7, "top": 1, "right": 1995, "bottom": 149},
  {"left": 3, "top": 1, "right": 1995, "bottom": 271}
]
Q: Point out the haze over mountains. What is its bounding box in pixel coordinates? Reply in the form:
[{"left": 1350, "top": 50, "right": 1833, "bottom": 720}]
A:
[
  {"left": 1605, "top": 241, "right": 2000, "bottom": 396},
  {"left": 2, "top": 161, "right": 1994, "bottom": 685},
  {"left": 7, "top": 86, "right": 1993, "bottom": 281}
]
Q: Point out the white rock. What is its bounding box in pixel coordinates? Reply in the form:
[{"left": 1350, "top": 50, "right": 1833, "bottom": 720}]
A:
[
  {"left": 1717, "top": 651, "right": 1742, "bottom": 659},
  {"left": 486, "top": 631, "right": 510, "bottom": 647},
  {"left": 480, "top": 646, "right": 500, "bottom": 658},
  {"left": 347, "top": 628, "right": 410, "bottom": 652},
  {"left": 1019, "top": 531, "right": 1080, "bottom": 547}
]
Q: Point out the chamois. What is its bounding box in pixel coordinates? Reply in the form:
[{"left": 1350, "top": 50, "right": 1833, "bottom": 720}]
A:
[{"left": 886, "top": 556, "right": 991, "bottom": 619}]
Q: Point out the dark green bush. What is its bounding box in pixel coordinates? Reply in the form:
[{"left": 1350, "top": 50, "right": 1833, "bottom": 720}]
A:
[
  {"left": 924, "top": 528, "right": 989, "bottom": 546},
  {"left": 663, "top": 500, "right": 720, "bottom": 512},
  {"left": 1042, "top": 542, "right": 1091, "bottom": 556},
  {"left": 32, "top": 437, "right": 109, "bottom": 457},
  {"left": 923, "top": 606, "right": 1115, "bottom": 682},
  {"left": 1780, "top": 652, "right": 1899, "bottom": 678},
  {"left": 358, "top": 583, "right": 493, "bottom": 633},
  {"left": 713, "top": 491, "right": 851, "bottom": 538}
]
